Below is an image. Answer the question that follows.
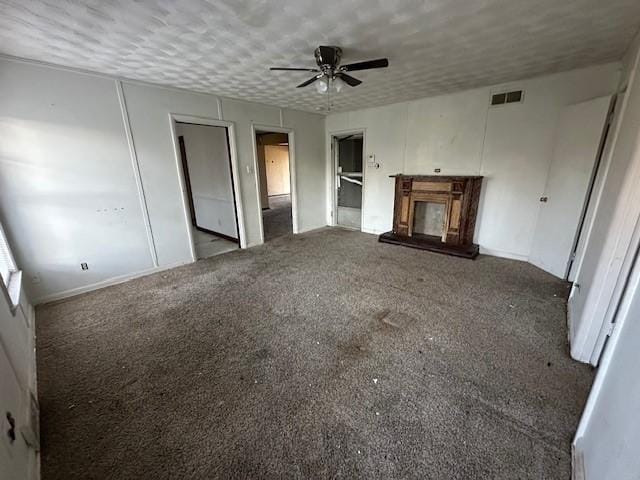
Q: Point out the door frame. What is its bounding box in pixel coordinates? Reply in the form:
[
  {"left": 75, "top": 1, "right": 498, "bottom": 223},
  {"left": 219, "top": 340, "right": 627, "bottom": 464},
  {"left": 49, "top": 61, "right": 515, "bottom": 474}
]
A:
[
  {"left": 329, "top": 128, "right": 366, "bottom": 231},
  {"left": 572, "top": 241, "right": 640, "bottom": 477},
  {"left": 568, "top": 44, "right": 640, "bottom": 365},
  {"left": 567, "top": 95, "right": 617, "bottom": 280},
  {"left": 250, "top": 123, "right": 298, "bottom": 244},
  {"left": 169, "top": 113, "right": 247, "bottom": 262},
  {"left": 177, "top": 134, "right": 240, "bottom": 243}
]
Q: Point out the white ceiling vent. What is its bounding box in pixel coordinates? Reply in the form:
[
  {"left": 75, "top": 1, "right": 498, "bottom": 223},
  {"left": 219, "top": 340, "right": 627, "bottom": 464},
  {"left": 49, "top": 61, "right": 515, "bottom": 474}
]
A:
[{"left": 491, "top": 89, "right": 524, "bottom": 106}]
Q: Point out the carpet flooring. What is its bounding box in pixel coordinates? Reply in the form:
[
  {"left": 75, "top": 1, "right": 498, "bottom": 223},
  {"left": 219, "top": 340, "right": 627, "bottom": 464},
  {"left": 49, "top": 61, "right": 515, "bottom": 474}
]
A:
[
  {"left": 193, "top": 229, "right": 238, "bottom": 260},
  {"left": 262, "top": 194, "right": 292, "bottom": 241},
  {"left": 36, "top": 228, "right": 594, "bottom": 479}
]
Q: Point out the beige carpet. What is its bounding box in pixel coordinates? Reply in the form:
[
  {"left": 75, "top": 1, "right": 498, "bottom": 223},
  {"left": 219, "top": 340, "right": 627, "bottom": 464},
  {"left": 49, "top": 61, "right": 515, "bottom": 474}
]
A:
[
  {"left": 262, "top": 194, "right": 292, "bottom": 241},
  {"left": 36, "top": 228, "right": 593, "bottom": 479}
]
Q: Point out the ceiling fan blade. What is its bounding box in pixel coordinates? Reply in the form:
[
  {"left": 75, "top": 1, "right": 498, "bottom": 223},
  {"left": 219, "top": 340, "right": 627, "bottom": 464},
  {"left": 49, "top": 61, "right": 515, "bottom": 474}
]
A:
[
  {"left": 297, "top": 75, "right": 321, "bottom": 88},
  {"left": 270, "top": 67, "right": 320, "bottom": 72},
  {"left": 341, "top": 58, "right": 389, "bottom": 72},
  {"left": 336, "top": 73, "right": 362, "bottom": 87}
]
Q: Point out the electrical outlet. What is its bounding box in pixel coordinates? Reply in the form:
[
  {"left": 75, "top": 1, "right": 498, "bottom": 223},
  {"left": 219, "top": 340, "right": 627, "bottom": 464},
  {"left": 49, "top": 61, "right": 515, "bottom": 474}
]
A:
[{"left": 81, "top": 263, "right": 89, "bottom": 270}]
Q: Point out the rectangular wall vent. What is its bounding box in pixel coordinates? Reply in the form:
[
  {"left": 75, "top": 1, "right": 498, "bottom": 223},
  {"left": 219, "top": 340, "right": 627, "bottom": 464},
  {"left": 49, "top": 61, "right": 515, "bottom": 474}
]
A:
[{"left": 491, "top": 89, "right": 524, "bottom": 106}]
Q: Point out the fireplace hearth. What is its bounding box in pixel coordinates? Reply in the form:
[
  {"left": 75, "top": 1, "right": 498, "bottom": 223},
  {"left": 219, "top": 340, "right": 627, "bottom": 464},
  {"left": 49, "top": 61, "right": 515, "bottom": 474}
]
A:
[{"left": 379, "top": 175, "right": 483, "bottom": 258}]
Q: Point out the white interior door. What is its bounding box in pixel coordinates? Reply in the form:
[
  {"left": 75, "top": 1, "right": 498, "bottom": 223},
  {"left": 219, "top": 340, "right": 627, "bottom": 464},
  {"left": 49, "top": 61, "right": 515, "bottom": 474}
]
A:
[
  {"left": 529, "top": 96, "right": 611, "bottom": 278},
  {"left": 573, "top": 253, "right": 640, "bottom": 480}
]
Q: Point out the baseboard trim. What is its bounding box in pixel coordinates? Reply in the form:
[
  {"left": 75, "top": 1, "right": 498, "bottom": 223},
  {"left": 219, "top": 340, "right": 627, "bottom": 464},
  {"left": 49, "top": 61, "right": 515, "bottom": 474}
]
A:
[
  {"left": 296, "top": 223, "right": 330, "bottom": 235},
  {"left": 479, "top": 246, "right": 529, "bottom": 262},
  {"left": 361, "top": 227, "right": 385, "bottom": 235},
  {"left": 572, "top": 440, "right": 586, "bottom": 480},
  {"left": 34, "top": 261, "right": 190, "bottom": 305}
]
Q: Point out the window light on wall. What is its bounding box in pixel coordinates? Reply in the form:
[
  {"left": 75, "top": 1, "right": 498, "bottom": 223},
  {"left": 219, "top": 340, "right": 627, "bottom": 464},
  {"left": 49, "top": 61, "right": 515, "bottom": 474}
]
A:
[{"left": 0, "top": 221, "right": 21, "bottom": 313}]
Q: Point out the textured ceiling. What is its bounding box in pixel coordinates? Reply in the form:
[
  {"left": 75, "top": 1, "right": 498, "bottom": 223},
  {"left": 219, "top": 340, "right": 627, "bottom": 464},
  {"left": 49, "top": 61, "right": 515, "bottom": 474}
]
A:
[{"left": 1, "top": 0, "right": 640, "bottom": 113}]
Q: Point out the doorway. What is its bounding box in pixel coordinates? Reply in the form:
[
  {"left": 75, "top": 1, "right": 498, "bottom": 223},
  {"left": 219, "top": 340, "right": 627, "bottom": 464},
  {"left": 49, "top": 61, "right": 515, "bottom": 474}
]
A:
[
  {"left": 255, "top": 130, "right": 294, "bottom": 242},
  {"left": 175, "top": 121, "right": 240, "bottom": 259},
  {"left": 333, "top": 132, "right": 364, "bottom": 230}
]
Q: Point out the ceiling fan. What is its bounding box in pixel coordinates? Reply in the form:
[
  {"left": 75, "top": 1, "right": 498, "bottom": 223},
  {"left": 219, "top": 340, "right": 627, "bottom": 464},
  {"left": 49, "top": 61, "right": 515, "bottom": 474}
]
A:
[{"left": 270, "top": 46, "right": 389, "bottom": 93}]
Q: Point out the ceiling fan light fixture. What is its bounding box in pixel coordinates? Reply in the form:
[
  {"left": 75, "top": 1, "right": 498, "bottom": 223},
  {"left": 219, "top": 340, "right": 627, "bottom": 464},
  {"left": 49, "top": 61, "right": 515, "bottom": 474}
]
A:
[
  {"left": 315, "top": 76, "right": 329, "bottom": 94},
  {"left": 332, "top": 76, "right": 345, "bottom": 93},
  {"left": 271, "top": 46, "right": 389, "bottom": 99}
]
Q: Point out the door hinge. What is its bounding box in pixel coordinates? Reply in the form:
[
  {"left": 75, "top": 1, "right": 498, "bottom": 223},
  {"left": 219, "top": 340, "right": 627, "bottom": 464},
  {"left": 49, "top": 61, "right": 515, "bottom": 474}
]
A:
[{"left": 605, "top": 321, "right": 616, "bottom": 337}]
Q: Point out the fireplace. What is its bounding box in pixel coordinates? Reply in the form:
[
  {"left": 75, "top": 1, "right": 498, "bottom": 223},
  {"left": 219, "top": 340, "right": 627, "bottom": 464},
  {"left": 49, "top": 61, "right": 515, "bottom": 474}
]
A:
[
  {"left": 413, "top": 200, "right": 447, "bottom": 238},
  {"left": 379, "top": 175, "right": 483, "bottom": 258}
]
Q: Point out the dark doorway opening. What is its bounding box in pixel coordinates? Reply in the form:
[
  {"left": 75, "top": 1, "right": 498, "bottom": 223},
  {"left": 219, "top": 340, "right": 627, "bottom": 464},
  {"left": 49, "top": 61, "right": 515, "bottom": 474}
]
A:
[{"left": 255, "top": 130, "right": 293, "bottom": 242}]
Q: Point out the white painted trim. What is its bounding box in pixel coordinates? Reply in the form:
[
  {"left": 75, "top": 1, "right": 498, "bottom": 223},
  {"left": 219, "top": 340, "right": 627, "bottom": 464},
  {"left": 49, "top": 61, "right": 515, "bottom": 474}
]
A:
[
  {"left": 328, "top": 128, "right": 367, "bottom": 231},
  {"left": 569, "top": 42, "right": 640, "bottom": 364},
  {"left": 361, "top": 227, "right": 386, "bottom": 235},
  {"left": 567, "top": 96, "right": 617, "bottom": 282},
  {"left": 249, "top": 127, "right": 266, "bottom": 245},
  {"left": 589, "top": 214, "right": 640, "bottom": 363},
  {"left": 570, "top": 73, "right": 636, "bottom": 283},
  {"left": 115, "top": 80, "right": 159, "bottom": 267},
  {"left": 169, "top": 114, "right": 248, "bottom": 256},
  {"left": 571, "top": 441, "right": 586, "bottom": 480},
  {"left": 216, "top": 97, "right": 223, "bottom": 120},
  {"left": 251, "top": 124, "right": 299, "bottom": 242},
  {"left": 479, "top": 247, "right": 529, "bottom": 262},
  {"left": 34, "top": 261, "right": 189, "bottom": 305},
  {"left": 573, "top": 241, "right": 640, "bottom": 478},
  {"left": 168, "top": 118, "right": 196, "bottom": 262},
  {"left": 567, "top": 43, "right": 640, "bottom": 364}
]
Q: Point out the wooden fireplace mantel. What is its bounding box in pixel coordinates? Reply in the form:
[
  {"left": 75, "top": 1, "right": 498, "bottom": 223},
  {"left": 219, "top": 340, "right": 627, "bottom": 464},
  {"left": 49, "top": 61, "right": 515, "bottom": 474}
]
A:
[{"left": 379, "top": 174, "right": 483, "bottom": 258}]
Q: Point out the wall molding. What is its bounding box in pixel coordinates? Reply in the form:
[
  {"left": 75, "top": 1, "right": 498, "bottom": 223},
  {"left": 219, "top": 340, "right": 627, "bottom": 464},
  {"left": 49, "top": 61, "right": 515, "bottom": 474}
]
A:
[
  {"left": 479, "top": 247, "right": 529, "bottom": 262},
  {"left": 116, "top": 80, "right": 159, "bottom": 267},
  {"left": 34, "top": 261, "right": 189, "bottom": 305}
]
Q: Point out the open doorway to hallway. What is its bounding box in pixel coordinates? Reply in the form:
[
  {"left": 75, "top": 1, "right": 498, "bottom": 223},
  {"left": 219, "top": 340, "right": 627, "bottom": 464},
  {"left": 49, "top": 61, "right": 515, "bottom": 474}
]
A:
[
  {"left": 333, "top": 132, "right": 364, "bottom": 230},
  {"left": 175, "top": 121, "right": 240, "bottom": 259},
  {"left": 255, "top": 130, "right": 293, "bottom": 242}
]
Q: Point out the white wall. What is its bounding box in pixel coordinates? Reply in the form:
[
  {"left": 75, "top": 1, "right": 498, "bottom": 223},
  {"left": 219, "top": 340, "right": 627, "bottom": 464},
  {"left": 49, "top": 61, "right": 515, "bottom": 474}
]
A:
[
  {"left": 175, "top": 123, "right": 237, "bottom": 238},
  {"left": 326, "top": 63, "right": 620, "bottom": 261},
  {"left": 0, "top": 61, "right": 154, "bottom": 302},
  {"left": 0, "top": 286, "right": 38, "bottom": 480},
  {"left": 282, "top": 109, "right": 326, "bottom": 234},
  {"left": 574, "top": 250, "right": 640, "bottom": 480},
  {"left": 0, "top": 58, "right": 326, "bottom": 303},
  {"left": 568, "top": 33, "right": 640, "bottom": 364}
]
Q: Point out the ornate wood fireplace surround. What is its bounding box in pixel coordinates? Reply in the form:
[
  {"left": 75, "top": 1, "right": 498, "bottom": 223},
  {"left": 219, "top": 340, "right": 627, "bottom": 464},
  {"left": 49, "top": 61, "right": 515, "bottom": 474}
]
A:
[{"left": 379, "top": 175, "right": 483, "bottom": 258}]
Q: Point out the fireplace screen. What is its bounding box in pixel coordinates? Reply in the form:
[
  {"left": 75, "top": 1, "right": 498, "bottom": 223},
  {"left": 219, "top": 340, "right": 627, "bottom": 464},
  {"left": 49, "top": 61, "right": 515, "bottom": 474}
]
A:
[{"left": 413, "top": 201, "right": 446, "bottom": 237}]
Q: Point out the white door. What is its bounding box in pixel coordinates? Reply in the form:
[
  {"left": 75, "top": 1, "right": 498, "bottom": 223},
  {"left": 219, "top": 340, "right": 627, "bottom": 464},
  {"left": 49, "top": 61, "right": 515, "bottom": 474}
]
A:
[
  {"left": 529, "top": 96, "right": 611, "bottom": 278},
  {"left": 573, "top": 254, "right": 640, "bottom": 480}
]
